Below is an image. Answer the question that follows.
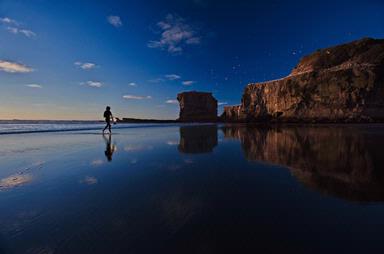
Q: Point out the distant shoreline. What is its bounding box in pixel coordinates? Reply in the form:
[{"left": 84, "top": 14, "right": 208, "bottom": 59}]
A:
[
  {"left": 0, "top": 118, "right": 178, "bottom": 124},
  {"left": 3, "top": 118, "right": 384, "bottom": 125},
  {"left": 117, "top": 118, "right": 177, "bottom": 123}
]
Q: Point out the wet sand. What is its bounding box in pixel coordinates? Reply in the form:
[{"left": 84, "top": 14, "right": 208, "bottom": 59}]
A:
[{"left": 1, "top": 124, "right": 384, "bottom": 253}]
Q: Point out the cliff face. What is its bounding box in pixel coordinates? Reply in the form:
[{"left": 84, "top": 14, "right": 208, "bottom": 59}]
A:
[
  {"left": 222, "top": 38, "right": 384, "bottom": 122},
  {"left": 222, "top": 105, "right": 243, "bottom": 122},
  {"left": 177, "top": 91, "right": 218, "bottom": 122}
]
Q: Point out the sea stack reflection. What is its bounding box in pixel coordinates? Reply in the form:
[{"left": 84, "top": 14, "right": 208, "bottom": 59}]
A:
[{"left": 178, "top": 125, "right": 218, "bottom": 154}]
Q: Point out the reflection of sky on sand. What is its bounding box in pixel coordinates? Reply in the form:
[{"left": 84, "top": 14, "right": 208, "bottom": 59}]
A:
[
  {"left": 81, "top": 176, "right": 98, "bottom": 185},
  {"left": 2, "top": 209, "right": 43, "bottom": 237},
  {"left": 0, "top": 161, "right": 44, "bottom": 190},
  {"left": 124, "top": 144, "right": 153, "bottom": 152},
  {"left": 167, "top": 164, "right": 182, "bottom": 171},
  {"left": 184, "top": 159, "right": 194, "bottom": 164},
  {"left": 1, "top": 125, "right": 384, "bottom": 253},
  {"left": 166, "top": 140, "right": 178, "bottom": 146},
  {"left": 90, "top": 159, "right": 104, "bottom": 166},
  {"left": 0, "top": 173, "right": 33, "bottom": 190},
  {"left": 129, "top": 159, "right": 138, "bottom": 164}
]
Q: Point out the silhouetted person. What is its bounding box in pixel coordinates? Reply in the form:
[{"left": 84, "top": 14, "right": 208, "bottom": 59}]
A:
[
  {"left": 103, "top": 133, "right": 116, "bottom": 161},
  {"left": 103, "top": 106, "right": 114, "bottom": 134}
]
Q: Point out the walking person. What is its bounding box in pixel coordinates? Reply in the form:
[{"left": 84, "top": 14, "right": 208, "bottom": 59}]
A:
[{"left": 103, "top": 106, "right": 114, "bottom": 134}]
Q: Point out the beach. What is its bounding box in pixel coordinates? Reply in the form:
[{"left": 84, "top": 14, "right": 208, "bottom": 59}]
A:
[{"left": 1, "top": 124, "right": 384, "bottom": 253}]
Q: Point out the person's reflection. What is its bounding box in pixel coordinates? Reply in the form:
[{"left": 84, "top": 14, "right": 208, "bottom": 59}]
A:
[{"left": 103, "top": 133, "right": 116, "bottom": 162}]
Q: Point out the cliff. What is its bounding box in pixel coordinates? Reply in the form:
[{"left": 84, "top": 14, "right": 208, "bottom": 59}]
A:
[
  {"left": 177, "top": 91, "right": 218, "bottom": 122},
  {"left": 222, "top": 105, "right": 243, "bottom": 122},
  {"left": 222, "top": 38, "right": 384, "bottom": 122}
]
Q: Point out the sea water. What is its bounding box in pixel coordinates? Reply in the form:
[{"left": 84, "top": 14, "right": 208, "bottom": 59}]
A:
[{"left": 0, "top": 120, "right": 174, "bottom": 134}]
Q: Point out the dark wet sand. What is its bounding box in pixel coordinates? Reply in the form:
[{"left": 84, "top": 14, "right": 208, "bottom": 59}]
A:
[{"left": 1, "top": 124, "right": 384, "bottom": 253}]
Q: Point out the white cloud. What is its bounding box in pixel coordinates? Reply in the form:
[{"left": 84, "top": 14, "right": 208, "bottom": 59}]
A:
[
  {"left": 1, "top": 17, "right": 36, "bottom": 37},
  {"left": 74, "top": 61, "right": 97, "bottom": 70},
  {"left": 0, "top": 60, "right": 33, "bottom": 73},
  {"left": 6, "top": 26, "right": 36, "bottom": 37},
  {"left": 123, "top": 95, "right": 152, "bottom": 100},
  {"left": 148, "top": 14, "right": 201, "bottom": 54},
  {"left": 165, "top": 74, "right": 181, "bottom": 80},
  {"left": 0, "top": 17, "right": 18, "bottom": 26},
  {"left": 107, "top": 15, "right": 122, "bottom": 27},
  {"left": 19, "top": 29, "right": 36, "bottom": 37},
  {"left": 165, "top": 99, "right": 178, "bottom": 104},
  {"left": 186, "top": 37, "right": 200, "bottom": 44},
  {"left": 6, "top": 26, "right": 18, "bottom": 34},
  {"left": 128, "top": 82, "right": 137, "bottom": 87},
  {"left": 82, "top": 81, "right": 103, "bottom": 88},
  {"left": 182, "top": 80, "right": 195, "bottom": 86},
  {"left": 218, "top": 102, "right": 228, "bottom": 106},
  {"left": 26, "top": 84, "right": 42, "bottom": 89}
]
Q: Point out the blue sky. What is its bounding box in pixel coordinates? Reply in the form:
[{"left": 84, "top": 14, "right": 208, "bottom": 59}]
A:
[{"left": 0, "top": 0, "right": 383, "bottom": 120}]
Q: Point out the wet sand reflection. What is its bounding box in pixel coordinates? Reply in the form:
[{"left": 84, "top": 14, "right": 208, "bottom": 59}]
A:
[
  {"left": 178, "top": 125, "right": 218, "bottom": 154},
  {"left": 103, "top": 134, "right": 117, "bottom": 162},
  {"left": 221, "top": 125, "right": 384, "bottom": 202}
]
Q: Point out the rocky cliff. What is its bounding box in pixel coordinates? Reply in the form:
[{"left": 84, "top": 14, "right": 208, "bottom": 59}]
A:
[
  {"left": 177, "top": 91, "right": 218, "bottom": 122},
  {"left": 222, "top": 105, "right": 242, "bottom": 122},
  {"left": 222, "top": 38, "right": 384, "bottom": 122}
]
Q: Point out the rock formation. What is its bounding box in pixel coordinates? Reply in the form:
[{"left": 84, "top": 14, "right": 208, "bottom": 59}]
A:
[
  {"left": 177, "top": 91, "right": 218, "bottom": 122},
  {"left": 222, "top": 38, "right": 384, "bottom": 122},
  {"left": 222, "top": 105, "right": 242, "bottom": 122}
]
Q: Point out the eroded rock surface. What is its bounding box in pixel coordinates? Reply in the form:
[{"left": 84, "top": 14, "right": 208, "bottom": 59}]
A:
[
  {"left": 177, "top": 91, "right": 218, "bottom": 122},
  {"left": 222, "top": 105, "right": 243, "bottom": 122},
  {"left": 222, "top": 38, "right": 384, "bottom": 122}
]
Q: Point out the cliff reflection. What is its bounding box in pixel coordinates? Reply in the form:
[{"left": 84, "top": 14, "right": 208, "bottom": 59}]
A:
[
  {"left": 221, "top": 125, "right": 384, "bottom": 202},
  {"left": 178, "top": 125, "right": 218, "bottom": 154}
]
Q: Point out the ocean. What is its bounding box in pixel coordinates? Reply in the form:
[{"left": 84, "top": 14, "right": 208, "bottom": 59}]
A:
[{"left": 0, "top": 120, "right": 176, "bottom": 134}]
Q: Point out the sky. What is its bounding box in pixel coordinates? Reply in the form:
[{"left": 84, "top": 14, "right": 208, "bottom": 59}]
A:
[{"left": 0, "top": 0, "right": 383, "bottom": 120}]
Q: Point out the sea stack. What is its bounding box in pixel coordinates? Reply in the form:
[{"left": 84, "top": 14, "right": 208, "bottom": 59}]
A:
[
  {"left": 177, "top": 91, "right": 218, "bottom": 122},
  {"left": 222, "top": 38, "right": 384, "bottom": 122}
]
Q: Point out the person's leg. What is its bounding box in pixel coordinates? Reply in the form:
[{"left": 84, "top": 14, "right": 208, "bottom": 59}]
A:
[
  {"left": 108, "top": 122, "right": 112, "bottom": 133},
  {"left": 103, "top": 121, "right": 109, "bottom": 133}
]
